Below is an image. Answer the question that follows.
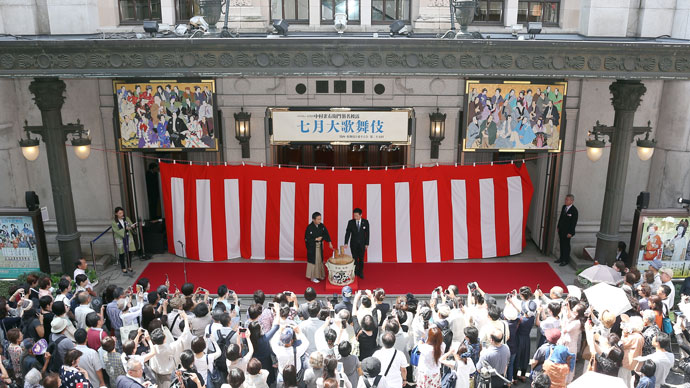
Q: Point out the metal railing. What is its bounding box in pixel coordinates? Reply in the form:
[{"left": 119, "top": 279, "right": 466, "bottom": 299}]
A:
[{"left": 89, "top": 225, "right": 118, "bottom": 277}]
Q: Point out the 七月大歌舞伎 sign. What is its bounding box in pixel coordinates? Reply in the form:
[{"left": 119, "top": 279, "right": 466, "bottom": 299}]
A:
[{"left": 271, "top": 110, "right": 410, "bottom": 143}]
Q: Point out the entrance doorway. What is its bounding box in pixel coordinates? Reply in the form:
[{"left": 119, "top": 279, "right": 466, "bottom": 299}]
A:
[{"left": 273, "top": 144, "right": 408, "bottom": 167}]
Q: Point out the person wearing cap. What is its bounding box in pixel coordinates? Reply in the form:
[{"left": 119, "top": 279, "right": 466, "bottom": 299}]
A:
[
  {"left": 21, "top": 338, "right": 51, "bottom": 376},
  {"left": 304, "top": 211, "right": 334, "bottom": 284},
  {"left": 541, "top": 345, "right": 575, "bottom": 388},
  {"left": 502, "top": 303, "right": 520, "bottom": 384},
  {"left": 510, "top": 289, "right": 536, "bottom": 383},
  {"left": 269, "top": 324, "right": 310, "bottom": 384},
  {"left": 335, "top": 286, "right": 354, "bottom": 315},
  {"left": 659, "top": 268, "right": 675, "bottom": 309},
  {"left": 529, "top": 328, "right": 560, "bottom": 378},
  {"left": 357, "top": 357, "right": 389, "bottom": 388},
  {"left": 648, "top": 260, "right": 663, "bottom": 293},
  {"left": 50, "top": 317, "right": 76, "bottom": 364}
]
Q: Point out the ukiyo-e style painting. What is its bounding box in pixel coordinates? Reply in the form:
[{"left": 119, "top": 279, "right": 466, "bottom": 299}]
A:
[
  {"left": 463, "top": 80, "right": 567, "bottom": 151},
  {"left": 636, "top": 216, "right": 690, "bottom": 278},
  {"left": 114, "top": 80, "right": 218, "bottom": 151}
]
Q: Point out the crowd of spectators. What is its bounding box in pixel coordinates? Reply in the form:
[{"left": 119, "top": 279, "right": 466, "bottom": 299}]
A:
[{"left": 0, "top": 257, "right": 689, "bottom": 388}]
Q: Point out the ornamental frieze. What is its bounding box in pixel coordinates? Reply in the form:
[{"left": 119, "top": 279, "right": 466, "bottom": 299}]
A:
[{"left": 0, "top": 38, "right": 688, "bottom": 79}]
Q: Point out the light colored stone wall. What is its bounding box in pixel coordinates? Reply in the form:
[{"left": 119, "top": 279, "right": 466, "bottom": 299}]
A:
[
  {"left": 0, "top": 79, "right": 122, "bottom": 257},
  {"left": 647, "top": 81, "right": 690, "bottom": 210},
  {"left": 556, "top": 79, "right": 663, "bottom": 257}
]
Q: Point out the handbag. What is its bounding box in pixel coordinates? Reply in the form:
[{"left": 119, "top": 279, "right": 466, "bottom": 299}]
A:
[
  {"left": 207, "top": 354, "right": 224, "bottom": 385},
  {"left": 410, "top": 345, "right": 421, "bottom": 367},
  {"left": 662, "top": 317, "right": 673, "bottom": 334},
  {"left": 351, "top": 332, "right": 361, "bottom": 357}
]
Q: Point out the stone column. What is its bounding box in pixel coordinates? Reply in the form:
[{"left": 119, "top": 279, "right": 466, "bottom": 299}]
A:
[
  {"left": 594, "top": 80, "right": 646, "bottom": 265},
  {"left": 28, "top": 78, "right": 82, "bottom": 274}
]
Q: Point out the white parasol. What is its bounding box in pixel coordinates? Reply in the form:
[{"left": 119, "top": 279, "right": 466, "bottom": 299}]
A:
[
  {"left": 568, "top": 371, "right": 628, "bottom": 388},
  {"left": 583, "top": 282, "right": 632, "bottom": 316},
  {"left": 579, "top": 264, "right": 624, "bottom": 285}
]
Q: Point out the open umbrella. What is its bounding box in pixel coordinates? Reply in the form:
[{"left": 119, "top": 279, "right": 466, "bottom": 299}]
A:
[
  {"left": 579, "top": 264, "right": 623, "bottom": 285},
  {"left": 583, "top": 282, "right": 632, "bottom": 316},
  {"left": 568, "top": 371, "right": 628, "bottom": 388}
]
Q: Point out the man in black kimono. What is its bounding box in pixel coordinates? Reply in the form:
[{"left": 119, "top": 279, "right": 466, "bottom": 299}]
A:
[
  {"left": 305, "top": 212, "right": 333, "bottom": 283},
  {"left": 344, "top": 208, "right": 369, "bottom": 279}
]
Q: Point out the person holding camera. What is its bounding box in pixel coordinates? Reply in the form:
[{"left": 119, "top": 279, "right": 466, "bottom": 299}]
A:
[
  {"left": 191, "top": 334, "right": 222, "bottom": 388},
  {"left": 270, "top": 323, "right": 310, "bottom": 386},
  {"left": 174, "top": 350, "right": 206, "bottom": 388}
]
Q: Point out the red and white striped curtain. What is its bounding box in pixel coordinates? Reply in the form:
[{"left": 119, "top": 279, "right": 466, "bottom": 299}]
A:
[{"left": 160, "top": 163, "right": 534, "bottom": 262}]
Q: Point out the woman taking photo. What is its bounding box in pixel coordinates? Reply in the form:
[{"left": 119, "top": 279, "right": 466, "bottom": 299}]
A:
[
  {"left": 416, "top": 327, "right": 445, "bottom": 388},
  {"left": 112, "top": 206, "right": 137, "bottom": 276}
]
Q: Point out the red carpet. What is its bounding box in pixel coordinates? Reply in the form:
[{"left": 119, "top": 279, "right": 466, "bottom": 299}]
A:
[{"left": 135, "top": 261, "right": 565, "bottom": 295}]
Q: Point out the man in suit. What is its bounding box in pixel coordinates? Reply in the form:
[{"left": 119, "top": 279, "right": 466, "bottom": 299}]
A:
[
  {"left": 344, "top": 208, "right": 369, "bottom": 279},
  {"left": 117, "top": 358, "right": 152, "bottom": 388},
  {"left": 557, "top": 194, "right": 578, "bottom": 267}
]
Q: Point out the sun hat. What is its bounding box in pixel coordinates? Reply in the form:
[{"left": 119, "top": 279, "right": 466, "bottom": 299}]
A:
[{"left": 51, "top": 318, "right": 67, "bottom": 334}]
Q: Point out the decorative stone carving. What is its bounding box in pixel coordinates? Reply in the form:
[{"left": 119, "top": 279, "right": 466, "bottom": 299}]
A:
[
  {"left": 587, "top": 57, "right": 601, "bottom": 70},
  {"left": 0, "top": 39, "right": 689, "bottom": 79},
  {"left": 609, "top": 80, "right": 647, "bottom": 112},
  {"left": 230, "top": 0, "right": 252, "bottom": 6},
  {"left": 219, "top": 53, "right": 234, "bottom": 67},
  {"left": 293, "top": 53, "right": 307, "bottom": 67},
  {"left": 429, "top": 0, "right": 449, "bottom": 6},
  {"left": 0, "top": 54, "right": 14, "bottom": 69},
  {"left": 368, "top": 53, "right": 382, "bottom": 67}
]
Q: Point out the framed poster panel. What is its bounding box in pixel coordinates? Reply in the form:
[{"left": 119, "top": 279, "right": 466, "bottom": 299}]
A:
[
  {"left": 630, "top": 208, "right": 690, "bottom": 279},
  {"left": 114, "top": 79, "right": 218, "bottom": 151},
  {"left": 463, "top": 80, "right": 566, "bottom": 152},
  {"left": 0, "top": 208, "right": 50, "bottom": 279}
]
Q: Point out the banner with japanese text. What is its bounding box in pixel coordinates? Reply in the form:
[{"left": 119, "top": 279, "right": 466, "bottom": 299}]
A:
[{"left": 270, "top": 109, "right": 411, "bottom": 143}]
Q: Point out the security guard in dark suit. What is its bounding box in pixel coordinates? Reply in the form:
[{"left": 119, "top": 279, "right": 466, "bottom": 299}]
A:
[
  {"left": 344, "top": 208, "right": 369, "bottom": 279},
  {"left": 557, "top": 194, "right": 578, "bottom": 266}
]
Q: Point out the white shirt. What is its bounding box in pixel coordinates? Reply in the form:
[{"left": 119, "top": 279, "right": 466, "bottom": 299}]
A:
[
  {"left": 454, "top": 359, "right": 476, "bottom": 388},
  {"left": 75, "top": 304, "right": 95, "bottom": 329},
  {"left": 75, "top": 344, "right": 104, "bottom": 388},
  {"left": 636, "top": 351, "right": 674, "bottom": 388},
  {"left": 356, "top": 375, "right": 389, "bottom": 388},
  {"left": 55, "top": 294, "right": 68, "bottom": 304},
  {"left": 270, "top": 332, "right": 310, "bottom": 374},
  {"left": 74, "top": 268, "right": 93, "bottom": 290},
  {"left": 194, "top": 341, "right": 222, "bottom": 377},
  {"left": 662, "top": 280, "right": 675, "bottom": 309},
  {"left": 373, "top": 348, "right": 408, "bottom": 388},
  {"left": 299, "top": 317, "right": 323, "bottom": 354},
  {"left": 416, "top": 342, "right": 445, "bottom": 374}
]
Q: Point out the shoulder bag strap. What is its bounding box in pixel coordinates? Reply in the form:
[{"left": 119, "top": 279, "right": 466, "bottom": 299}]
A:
[
  {"left": 384, "top": 350, "right": 397, "bottom": 376},
  {"left": 170, "top": 313, "right": 180, "bottom": 332},
  {"left": 372, "top": 376, "right": 382, "bottom": 388}
]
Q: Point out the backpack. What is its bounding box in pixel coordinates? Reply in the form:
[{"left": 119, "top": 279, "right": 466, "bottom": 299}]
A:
[
  {"left": 46, "top": 336, "right": 67, "bottom": 373},
  {"left": 211, "top": 326, "right": 233, "bottom": 383},
  {"left": 363, "top": 376, "right": 382, "bottom": 388}
]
